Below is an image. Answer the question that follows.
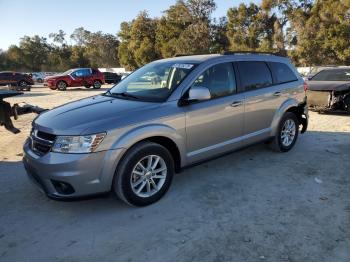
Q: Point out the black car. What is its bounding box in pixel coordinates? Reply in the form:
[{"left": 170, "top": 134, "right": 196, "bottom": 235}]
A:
[
  {"left": 102, "top": 72, "right": 121, "bottom": 84},
  {"left": 307, "top": 67, "right": 350, "bottom": 112},
  {"left": 0, "top": 71, "right": 34, "bottom": 91}
]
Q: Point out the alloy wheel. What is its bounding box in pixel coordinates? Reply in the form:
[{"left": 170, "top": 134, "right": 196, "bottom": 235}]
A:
[
  {"left": 130, "top": 155, "right": 167, "bottom": 198},
  {"left": 281, "top": 119, "right": 296, "bottom": 147}
]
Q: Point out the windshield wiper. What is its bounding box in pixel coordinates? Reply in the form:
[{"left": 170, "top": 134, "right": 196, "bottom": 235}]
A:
[{"left": 105, "top": 90, "right": 139, "bottom": 100}]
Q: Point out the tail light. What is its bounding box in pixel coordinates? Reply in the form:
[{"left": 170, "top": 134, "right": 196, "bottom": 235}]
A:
[{"left": 303, "top": 81, "right": 308, "bottom": 92}]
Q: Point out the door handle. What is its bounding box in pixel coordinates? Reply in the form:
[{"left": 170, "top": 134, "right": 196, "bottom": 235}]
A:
[
  {"left": 274, "top": 91, "right": 281, "bottom": 96},
  {"left": 231, "top": 101, "right": 243, "bottom": 107}
]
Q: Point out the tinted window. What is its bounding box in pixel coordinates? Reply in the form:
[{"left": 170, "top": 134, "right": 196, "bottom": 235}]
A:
[
  {"left": 74, "top": 69, "right": 90, "bottom": 77},
  {"left": 192, "top": 63, "right": 236, "bottom": 98},
  {"left": 237, "top": 61, "right": 272, "bottom": 91},
  {"left": 269, "top": 62, "right": 297, "bottom": 84},
  {"left": 312, "top": 69, "right": 350, "bottom": 81}
]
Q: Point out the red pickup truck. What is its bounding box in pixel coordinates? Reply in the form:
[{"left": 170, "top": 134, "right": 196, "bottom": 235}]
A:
[{"left": 44, "top": 68, "right": 105, "bottom": 90}]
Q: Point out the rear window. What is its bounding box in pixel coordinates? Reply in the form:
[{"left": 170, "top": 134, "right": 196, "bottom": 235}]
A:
[
  {"left": 312, "top": 69, "right": 350, "bottom": 81},
  {"left": 269, "top": 62, "right": 298, "bottom": 84},
  {"left": 237, "top": 61, "right": 272, "bottom": 91}
]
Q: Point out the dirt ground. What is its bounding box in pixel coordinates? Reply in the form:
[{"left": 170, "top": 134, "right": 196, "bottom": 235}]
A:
[{"left": 0, "top": 86, "right": 349, "bottom": 262}]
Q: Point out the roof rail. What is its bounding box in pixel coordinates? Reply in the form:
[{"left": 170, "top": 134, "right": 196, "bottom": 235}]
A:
[
  {"left": 174, "top": 54, "right": 199, "bottom": 57},
  {"left": 222, "top": 51, "right": 287, "bottom": 57}
]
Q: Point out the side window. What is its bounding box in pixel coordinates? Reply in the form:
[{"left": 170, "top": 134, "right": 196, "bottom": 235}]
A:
[
  {"left": 82, "top": 69, "right": 91, "bottom": 76},
  {"left": 237, "top": 61, "right": 272, "bottom": 91},
  {"left": 192, "top": 63, "right": 236, "bottom": 98},
  {"left": 71, "top": 70, "right": 79, "bottom": 77},
  {"left": 269, "top": 62, "right": 297, "bottom": 84}
]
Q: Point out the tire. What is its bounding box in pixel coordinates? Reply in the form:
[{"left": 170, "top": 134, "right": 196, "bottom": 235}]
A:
[
  {"left": 18, "top": 80, "right": 27, "bottom": 90},
  {"left": 269, "top": 112, "right": 299, "bottom": 152},
  {"left": 37, "top": 78, "right": 43, "bottom": 83},
  {"left": 84, "top": 85, "right": 91, "bottom": 88},
  {"left": 113, "top": 142, "right": 174, "bottom": 207},
  {"left": 57, "top": 81, "right": 67, "bottom": 91},
  {"left": 93, "top": 80, "right": 102, "bottom": 89}
]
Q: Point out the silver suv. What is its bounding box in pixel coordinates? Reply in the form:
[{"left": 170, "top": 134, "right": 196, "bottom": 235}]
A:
[{"left": 23, "top": 52, "right": 308, "bottom": 206}]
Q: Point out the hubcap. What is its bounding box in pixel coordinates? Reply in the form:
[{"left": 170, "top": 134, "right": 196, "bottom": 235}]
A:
[
  {"left": 130, "top": 155, "right": 167, "bottom": 198},
  {"left": 94, "top": 81, "right": 101, "bottom": 88},
  {"left": 58, "top": 82, "right": 66, "bottom": 88},
  {"left": 20, "top": 81, "right": 26, "bottom": 87},
  {"left": 281, "top": 119, "right": 296, "bottom": 147}
]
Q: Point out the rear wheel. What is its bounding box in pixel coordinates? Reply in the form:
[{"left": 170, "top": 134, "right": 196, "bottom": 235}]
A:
[
  {"left": 113, "top": 142, "right": 174, "bottom": 206},
  {"left": 18, "top": 80, "right": 27, "bottom": 90},
  {"left": 269, "top": 112, "right": 299, "bottom": 152},
  {"left": 93, "top": 80, "right": 102, "bottom": 89},
  {"left": 57, "top": 81, "right": 67, "bottom": 91}
]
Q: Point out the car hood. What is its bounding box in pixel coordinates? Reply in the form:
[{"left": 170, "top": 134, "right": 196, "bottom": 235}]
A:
[
  {"left": 34, "top": 95, "right": 161, "bottom": 135},
  {"left": 308, "top": 81, "right": 350, "bottom": 92}
]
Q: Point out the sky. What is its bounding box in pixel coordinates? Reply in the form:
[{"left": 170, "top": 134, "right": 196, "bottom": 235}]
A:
[{"left": 0, "top": 0, "right": 259, "bottom": 50}]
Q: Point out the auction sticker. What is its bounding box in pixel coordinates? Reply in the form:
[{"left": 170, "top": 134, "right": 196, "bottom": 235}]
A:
[{"left": 172, "top": 63, "right": 194, "bottom": 69}]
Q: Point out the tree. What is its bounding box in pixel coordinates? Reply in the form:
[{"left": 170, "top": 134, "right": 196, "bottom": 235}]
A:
[
  {"left": 292, "top": 0, "right": 350, "bottom": 65},
  {"left": 18, "top": 36, "right": 51, "bottom": 71},
  {"left": 226, "top": 3, "right": 274, "bottom": 51},
  {"left": 85, "top": 32, "right": 119, "bottom": 67},
  {"left": 155, "top": 0, "right": 215, "bottom": 58},
  {"left": 49, "top": 30, "right": 67, "bottom": 46},
  {"left": 118, "top": 11, "right": 158, "bottom": 69}
]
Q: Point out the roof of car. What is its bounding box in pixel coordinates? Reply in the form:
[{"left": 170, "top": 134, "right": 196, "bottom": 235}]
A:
[{"left": 156, "top": 53, "right": 289, "bottom": 64}]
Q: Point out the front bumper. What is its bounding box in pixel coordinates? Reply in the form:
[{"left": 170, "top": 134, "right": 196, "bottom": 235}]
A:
[
  {"left": 43, "top": 81, "right": 56, "bottom": 87},
  {"left": 23, "top": 140, "right": 125, "bottom": 198}
]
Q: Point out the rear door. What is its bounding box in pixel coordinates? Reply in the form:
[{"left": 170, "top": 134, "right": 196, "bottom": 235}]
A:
[{"left": 235, "top": 61, "right": 283, "bottom": 144}]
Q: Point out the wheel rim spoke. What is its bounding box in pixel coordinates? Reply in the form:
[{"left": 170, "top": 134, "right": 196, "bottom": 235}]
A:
[
  {"left": 281, "top": 119, "right": 296, "bottom": 147},
  {"left": 130, "top": 154, "right": 168, "bottom": 198},
  {"left": 136, "top": 181, "right": 146, "bottom": 194}
]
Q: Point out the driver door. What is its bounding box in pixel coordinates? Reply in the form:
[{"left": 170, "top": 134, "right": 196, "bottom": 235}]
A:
[
  {"left": 184, "top": 63, "right": 244, "bottom": 163},
  {"left": 70, "top": 69, "right": 85, "bottom": 86}
]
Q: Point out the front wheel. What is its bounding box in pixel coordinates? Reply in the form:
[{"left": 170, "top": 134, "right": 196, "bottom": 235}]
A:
[
  {"left": 113, "top": 142, "right": 174, "bottom": 206},
  {"left": 269, "top": 112, "right": 299, "bottom": 152},
  {"left": 57, "top": 81, "right": 67, "bottom": 91}
]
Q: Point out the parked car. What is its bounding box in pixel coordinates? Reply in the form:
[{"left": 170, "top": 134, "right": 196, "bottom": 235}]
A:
[
  {"left": 307, "top": 67, "right": 350, "bottom": 112},
  {"left": 31, "top": 72, "right": 45, "bottom": 83},
  {"left": 44, "top": 68, "right": 105, "bottom": 90},
  {"left": 103, "top": 72, "right": 121, "bottom": 84},
  {"left": 120, "top": 72, "right": 131, "bottom": 80},
  {"left": 0, "top": 71, "right": 34, "bottom": 91},
  {"left": 23, "top": 52, "right": 308, "bottom": 206}
]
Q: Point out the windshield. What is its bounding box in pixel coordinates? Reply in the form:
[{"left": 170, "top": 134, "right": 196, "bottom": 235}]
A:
[
  {"left": 108, "top": 61, "right": 196, "bottom": 102},
  {"left": 312, "top": 69, "right": 350, "bottom": 81}
]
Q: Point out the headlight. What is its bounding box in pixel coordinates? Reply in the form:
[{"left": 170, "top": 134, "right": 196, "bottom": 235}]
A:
[{"left": 52, "top": 133, "right": 106, "bottom": 153}]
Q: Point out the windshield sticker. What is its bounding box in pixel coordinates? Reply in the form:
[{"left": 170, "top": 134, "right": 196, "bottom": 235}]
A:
[{"left": 172, "top": 63, "right": 194, "bottom": 69}]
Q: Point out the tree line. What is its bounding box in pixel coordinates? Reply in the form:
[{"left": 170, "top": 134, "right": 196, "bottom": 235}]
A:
[{"left": 0, "top": 0, "right": 349, "bottom": 72}]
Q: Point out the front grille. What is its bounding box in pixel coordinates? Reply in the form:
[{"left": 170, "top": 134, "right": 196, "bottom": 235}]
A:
[{"left": 30, "top": 130, "right": 56, "bottom": 156}]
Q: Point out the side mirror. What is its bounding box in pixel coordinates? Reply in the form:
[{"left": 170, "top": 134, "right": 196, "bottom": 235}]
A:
[{"left": 188, "top": 86, "right": 211, "bottom": 102}]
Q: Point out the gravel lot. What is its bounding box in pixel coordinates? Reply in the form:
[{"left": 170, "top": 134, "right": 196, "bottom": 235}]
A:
[{"left": 1, "top": 86, "right": 349, "bottom": 262}]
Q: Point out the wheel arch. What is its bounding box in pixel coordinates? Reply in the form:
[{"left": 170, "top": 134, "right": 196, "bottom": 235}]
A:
[
  {"left": 270, "top": 98, "right": 303, "bottom": 137},
  {"left": 109, "top": 124, "right": 186, "bottom": 173},
  {"left": 56, "top": 79, "right": 68, "bottom": 87}
]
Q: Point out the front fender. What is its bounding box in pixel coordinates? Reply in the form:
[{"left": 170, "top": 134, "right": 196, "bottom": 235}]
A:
[
  {"left": 109, "top": 123, "right": 187, "bottom": 165},
  {"left": 270, "top": 98, "right": 300, "bottom": 137}
]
